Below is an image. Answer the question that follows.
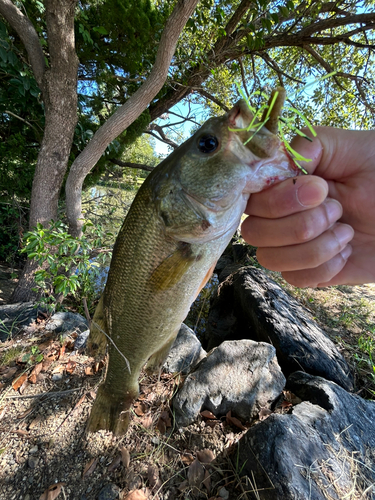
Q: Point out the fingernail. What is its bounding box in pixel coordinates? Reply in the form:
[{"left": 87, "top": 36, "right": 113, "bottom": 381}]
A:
[
  {"left": 340, "top": 244, "right": 353, "bottom": 261},
  {"left": 325, "top": 199, "right": 342, "bottom": 225},
  {"left": 296, "top": 180, "right": 328, "bottom": 207},
  {"left": 333, "top": 224, "right": 354, "bottom": 246}
]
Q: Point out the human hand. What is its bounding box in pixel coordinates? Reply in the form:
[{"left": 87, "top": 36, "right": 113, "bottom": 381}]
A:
[{"left": 242, "top": 127, "right": 375, "bottom": 287}]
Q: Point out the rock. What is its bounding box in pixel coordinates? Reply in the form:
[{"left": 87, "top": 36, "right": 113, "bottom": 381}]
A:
[
  {"left": 97, "top": 483, "right": 120, "bottom": 500},
  {"left": 218, "top": 487, "right": 229, "bottom": 500},
  {"left": 45, "top": 312, "right": 88, "bottom": 335},
  {"left": 205, "top": 266, "right": 354, "bottom": 391},
  {"left": 163, "top": 324, "right": 206, "bottom": 375},
  {"left": 74, "top": 329, "right": 90, "bottom": 351},
  {"left": 29, "top": 446, "right": 38, "bottom": 454},
  {"left": 52, "top": 373, "right": 63, "bottom": 382},
  {"left": 237, "top": 372, "right": 375, "bottom": 500},
  {"left": 0, "top": 302, "right": 38, "bottom": 341},
  {"left": 27, "top": 456, "right": 38, "bottom": 469},
  {"left": 173, "top": 339, "right": 285, "bottom": 427}
]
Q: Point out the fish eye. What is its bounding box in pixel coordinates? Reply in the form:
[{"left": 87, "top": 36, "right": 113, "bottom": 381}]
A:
[{"left": 197, "top": 135, "right": 219, "bottom": 154}]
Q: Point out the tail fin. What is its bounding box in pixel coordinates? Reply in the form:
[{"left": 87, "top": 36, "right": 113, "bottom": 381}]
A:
[{"left": 86, "top": 381, "right": 139, "bottom": 435}]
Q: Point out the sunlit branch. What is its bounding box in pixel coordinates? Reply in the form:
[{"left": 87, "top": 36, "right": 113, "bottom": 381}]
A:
[
  {"left": 195, "top": 88, "right": 230, "bottom": 111},
  {"left": 109, "top": 159, "right": 154, "bottom": 172},
  {"left": 238, "top": 57, "right": 250, "bottom": 97}
]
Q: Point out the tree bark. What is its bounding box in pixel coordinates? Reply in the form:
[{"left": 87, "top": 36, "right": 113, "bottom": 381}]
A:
[
  {"left": 9, "top": 0, "right": 79, "bottom": 303},
  {"left": 65, "top": 0, "right": 200, "bottom": 238}
]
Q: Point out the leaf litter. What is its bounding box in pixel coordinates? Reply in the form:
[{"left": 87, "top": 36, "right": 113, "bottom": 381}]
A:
[
  {"left": 0, "top": 321, "right": 252, "bottom": 500},
  {"left": 1, "top": 283, "right": 374, "bottom": 499}
]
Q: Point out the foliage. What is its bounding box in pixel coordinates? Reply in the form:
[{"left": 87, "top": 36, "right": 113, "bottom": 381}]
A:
[
  {"left": 0, "top": 201, "right": 27, "bottom": 266},
  {"left": 0, "top": 17, "right": 42, "bottom": 201},
  {"left": 22, "top": 220, "right": 113, "bottom": 313},
  {"left": 20, "top": 345, "right": 43, "bottom": 365}
]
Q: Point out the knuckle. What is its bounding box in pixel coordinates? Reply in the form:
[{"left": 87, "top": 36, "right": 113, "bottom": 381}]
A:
[{"left": 293, "top": 217, "right": 316, "bottom": 243}]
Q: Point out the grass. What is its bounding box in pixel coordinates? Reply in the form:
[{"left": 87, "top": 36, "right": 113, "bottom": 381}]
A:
[
  {"left": 267, "top": 272, "right": 375, "bottom": 399},
  {"left": 0, "top": 345, "right": 23, "bottom": 367}
]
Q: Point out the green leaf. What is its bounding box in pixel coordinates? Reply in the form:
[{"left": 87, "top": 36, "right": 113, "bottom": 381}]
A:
[
  {"left": 93, "top": 26, "right": 108, "bottom": 35},
  {"left": 0, "top": 47, "right": 7, "bottom": 63}
]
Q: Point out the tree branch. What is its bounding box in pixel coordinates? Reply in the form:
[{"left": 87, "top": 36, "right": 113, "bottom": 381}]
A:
[
  {"left": 0, "top": 0, "right": 45, "bottom": 89},
  {"left": 195, "top": 88, "right": 230, "bottom": 111},
  {"left": 109, "top": 159, "right": 154, "bottom": 172},
  {"left": 145, "top": 124, "right": 179, "bottom": 149},
  {"left": 238, "top": 57, "right": 250, "bottom": 97},
  {"left": 65, "top": 0, "right": 200, "bottom": 237}
]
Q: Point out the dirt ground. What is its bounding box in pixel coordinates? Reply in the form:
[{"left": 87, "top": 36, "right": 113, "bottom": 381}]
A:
[{"left": 0, "top": 270, "right": 374, "bottom": 500}]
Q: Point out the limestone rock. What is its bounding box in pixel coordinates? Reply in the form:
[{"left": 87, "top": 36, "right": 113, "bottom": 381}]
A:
[
  {"left": 237, "top": 372, "right": 375, "bottom": 500},
  {"left": 0, "top": 302, "right": 38, "bottom": 341},
  {"left": 163, "top": 324, "right": 206, "bottom": 375},
  {"left": 205, "top": 266, "right": 354, "bottom": 391},
  {"left": 45, "top": 311, "right": 88, "bottom": 335},
  {"left": 173, "top": 339, "right": 285, "bottom": 427},
  {"left": 74, "top": 329, "right": 90, "bottom": 351}
]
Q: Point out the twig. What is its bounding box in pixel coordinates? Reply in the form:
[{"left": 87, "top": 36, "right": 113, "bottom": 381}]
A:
[
  {"left": 83, "top": 297, "right": 91, "bottom": 327},
  {"left": 4, "top": 388, "right": 81, "bottom": 400}
]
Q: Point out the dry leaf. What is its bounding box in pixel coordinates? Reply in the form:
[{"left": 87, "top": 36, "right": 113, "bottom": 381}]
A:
[
  {"left": 123, "top": 490, "right": 147, "bottom": 500},
  {"left": 73, "top": 395, "right": 86, "bottom": 409},
  {"left": 17, "top": 408, "right": 33, "bottom": 419},
  {"left": 29, "top": 415, "right": 42, "bottom": 429},
  {"left": 107, "top": 454, "right": 122, "bottom": 473},
  {"left": 52, "top": 365, "right": 64, "bottom": 375},
  {"left": 82, "top": 457, "right": 98, "bottom": 478},
  {"left": 2, "top": 366, "right": 18, "bottom": 379},
  {"left": 41, "top": 357, "right": 54, "bottom": 372},
  {"left": 65, "top": 360, "right": 76, "bottom": 374},
  {"left": 203, "top": 469, "right": 211, "bottom": 495},
  {"left": 200, "top": 410, "right": 217, "bottom": 420},
  {"left": 14, "top": 429, "right": 29, "bottom": 437},
  {"left": 64, "top": 340, "right": 75, "bottom": 350},
  {"left": 39, "top": 482, "right": 64, "bottom": 500},
  {"left": 88, "top": 390, "right": 96, "bottom": 400},
  {"left": 187, "top": 458, "right": 205, "bottom": 488},
  {"left": 12, "top": 372, "right": 28, "bottom": 391},
  {"left": 134, "top": 402, "right": 146, "bottom": 416},
  {"left": 259, "top": 408, "right": 272, "bottom": 421},
  {"left": 31, "top": 362, "right": 43, "bottom": 377},
  {"left": 196, "top": 449, "right": 215, "bottom": 464},
  {"left": 59, "top": 345, "right": 66, "bottom": 358},
  {"left": 19, "top": 377, "right": 29, "bottom": 395},
  {"left": 147, "top": 464, "right": 161, "bottom": 489},
  {"left": 156, "top": 416, "right": 166, "bottom": 435},
  {"left": 226, "top": 411, "right": 246, "bottom": 431},
  {"left": 159, "top": 410, "right": 171, "bottom": 427},
  {"left": 0, "top": 382, "right": 5, "bottom": 390},
  {"left": 37, "top": 339, "right": 53, "bottom": 351},
  {"left": 139, "top": 415, "right": 153, "bottom": 429},
  {"left": 181, "top": 453, "right": 194, "bottom": 465},
  {"left": 283, "top": 390, "right": 302, "bottom": 405},
  {"left": 28, "top": 372, "right": 37, "bottom": 384},
  {"left": 281, "top": 401, "right": 293, "bottom": 410},
  {"left": 84, "top": 366, "right": 94, "bottom": 376},
  {"left": 120, "top": 446, "right": 130, "bottom": 468},
  {"left": 178, "top": 480, "right": 189, "bottom": 492}
]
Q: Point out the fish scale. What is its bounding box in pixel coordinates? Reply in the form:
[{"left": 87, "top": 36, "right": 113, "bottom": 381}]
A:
[{"left": 87, "top": 89, "right": 299, "bottom": 435}]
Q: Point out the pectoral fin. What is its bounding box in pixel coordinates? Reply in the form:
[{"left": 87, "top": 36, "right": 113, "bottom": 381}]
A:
[
  {"left": 149, "top": 242, "right": 195, "bottom": 291},
  {"left": 194, "top": 262, "right": 216, "bottom": 300}
]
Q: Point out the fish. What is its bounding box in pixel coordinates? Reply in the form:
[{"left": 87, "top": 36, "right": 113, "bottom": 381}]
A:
[{"left": 86, "top": 88, "right": 299, "bottom": 435}]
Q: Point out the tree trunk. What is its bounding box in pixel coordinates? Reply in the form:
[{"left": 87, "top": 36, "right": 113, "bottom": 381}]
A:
[{"left": 10, "top": 0, "right": 79, "bottom": 303}]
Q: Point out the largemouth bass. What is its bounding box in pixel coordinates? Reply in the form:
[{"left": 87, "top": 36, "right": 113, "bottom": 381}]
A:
[{"left": 87, "top": 89, "right": 298, "bottom": 435}]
